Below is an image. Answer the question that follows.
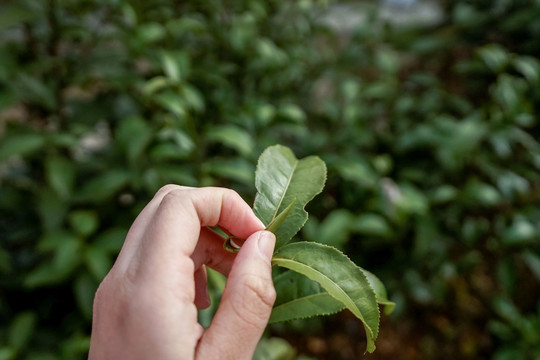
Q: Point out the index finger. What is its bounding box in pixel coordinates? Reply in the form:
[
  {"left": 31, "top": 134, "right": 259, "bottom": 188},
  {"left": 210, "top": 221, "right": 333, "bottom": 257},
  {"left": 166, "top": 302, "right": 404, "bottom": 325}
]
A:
[{"left": 135, "top": 187, "right": 264, "bottom": 280}]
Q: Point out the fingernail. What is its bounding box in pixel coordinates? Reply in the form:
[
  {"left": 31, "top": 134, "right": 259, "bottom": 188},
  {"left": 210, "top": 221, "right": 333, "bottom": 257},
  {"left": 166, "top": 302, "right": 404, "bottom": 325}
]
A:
[{"left": 257, "top": 231, "right": 275, "bottom": 262}]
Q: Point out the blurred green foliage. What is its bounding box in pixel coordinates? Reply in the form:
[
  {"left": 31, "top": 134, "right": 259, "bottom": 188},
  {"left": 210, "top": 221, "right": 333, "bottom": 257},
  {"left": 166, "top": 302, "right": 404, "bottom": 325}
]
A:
[{"left": 0, "top": 0, "right": 539, "bottom": 359}]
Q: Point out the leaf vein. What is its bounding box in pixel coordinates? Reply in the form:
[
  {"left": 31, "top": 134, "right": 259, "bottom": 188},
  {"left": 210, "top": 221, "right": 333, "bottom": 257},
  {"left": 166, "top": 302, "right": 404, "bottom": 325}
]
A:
[
  {"left": 270, "top": 161, "right": 298, "bottom": 222},
  {"left": 272, "top": 257, "right": 370, "bottom": 329}
]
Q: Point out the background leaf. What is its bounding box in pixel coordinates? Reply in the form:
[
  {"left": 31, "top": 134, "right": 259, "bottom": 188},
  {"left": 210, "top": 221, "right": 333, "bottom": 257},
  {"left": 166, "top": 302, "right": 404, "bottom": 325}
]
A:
[
  {"left": 8, "top": 312, "right": 36, "bottom": 350},
  {"left": 205, "top": 125, "right": 254, "bottom": 156},
  {"left": 0, "top": 133, "right": 45, "bottom": 161},
  {"left": 45, "top": 155, "right": 76, "bottom": 199}
]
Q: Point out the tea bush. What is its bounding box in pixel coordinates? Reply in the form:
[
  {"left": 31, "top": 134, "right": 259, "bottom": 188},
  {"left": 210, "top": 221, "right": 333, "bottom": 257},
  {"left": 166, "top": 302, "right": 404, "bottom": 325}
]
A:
[{"left": 0, "top": 0, "right": 539, "bottom": 359}]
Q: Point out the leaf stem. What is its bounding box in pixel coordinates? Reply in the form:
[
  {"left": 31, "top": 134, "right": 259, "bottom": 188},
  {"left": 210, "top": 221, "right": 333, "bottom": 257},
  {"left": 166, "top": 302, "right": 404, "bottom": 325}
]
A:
[{"left": 223, "top": 236, "right": 243, "bottom": 253}]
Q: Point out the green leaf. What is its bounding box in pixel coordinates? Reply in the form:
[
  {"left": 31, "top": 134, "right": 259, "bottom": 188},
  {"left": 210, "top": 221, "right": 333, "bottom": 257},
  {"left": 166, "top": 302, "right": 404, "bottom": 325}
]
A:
[
  {"left": 60, "top": 333, "right": 91, "bottom": 358},
  {"left": 36, "top": 188, "right": 68, "bottom": 231},
  {"left": 135, "top": 22, "right": 166, "bottom": 44},
  {"left": 521, "top": 251, "right": 540, "bottom": 282},
  {"left": 278, "top": 104, "right": 306, "bottom": 123},
  {"left": 254, "top": 103, "right": 276, "bottom": 126},
  {"left": 205, "top": 125, "right": 254, "bottom": 156},
  {"left": 156, "top": 128, "right": 195, "bottom": 155},
  {"left": 181, "top": 84, "right": 205, "bottom": 112},
  {"left": 68, "top": 210, "right": 99, "bottom": 237},
  {"left": 37, "top": 231, "right": 78, "bottom": 252},
  {"left": 149, "top": 143, "right": 192, "bottom": 162},
  {"left": 462, "top": 179, "right": 501, "bottom": 207},
  {"left": 154, "top": 164, "right": 197, "bottom": 187},
  {"left": 513, "top": 56, "right": 540, "bottom": 83},
  {"left": 203, "top": 158, "right": 255, "bottom": 186},
  {"left": 75, "top": 170, "right": 131, "bottom": 203},
  {"left": 363, "top": 270, "right": 396, "bottom": 315},
  {"left": 478, "top": 44, "right": 509, "bottom": 72},
  {"left": 15, "top": 74, "right": 56, "bottom": 110},
  {"left": 0, "top": 2, "right": 39, "bottom": 29},
  {"left": 334, "top": 159, "right": 378, "bottom": 189},
  {"left": 253, "top": 337, "right": 297, "bottom": 360},
  {"left": 0, "top": 347, "right": 16, "bottom": 360},
  {"left": 502, "top": 218, "right": 537, "bottom": 245},
  {"left": 429, "top": 185, "right": 458, "bottom": 204},
  {"left": 0, "top": 133, "right": 46, "bottom": 162},
  {"left": 310, "top": 209, "right": 353, "bottom": 249},
  {"left": 143, "top": 76, "right": 171, "bottom": 95},
  {"left": 116, "top": 116, "right": 152, "bottom": 166},
  {"left": 270, "top": 292, "right": 344, "bottom": 324},
  {"left": 351, "top": 214, "right": 393, "bottom": 239},
  {"left": 161, "top": 51, "right": 190, "bottom": 82},
  {"left": 45, "top": 155, "right": 76, "bottom": 199},
  {"left": 273, "top": 269, "right": 325, "bottom": 303},
  {"left": 492, "top": 297, "right": 523, "bottom": 327},
  {"left": 84, "top": 246, "right": 111, "bottom": 280},
  {"left": 266, "top": 198, "right": 296, "bottom": 234},
  {"left": 394, "top": 184, "right": 429, "bottom": 216},
  {"left": 74, "top": 274, "right": 98, "bottom": 319},
  {"left": 8, "top": 312, "right": 37, "bottom": 350},
  {"left": 270, "top": 269, "right": 344, "bottom": 323},
  {"left": 92, "top": 228, "right": 128, "bottom": 254},
  {"left": 272, "top": 242, "right": 379, "bottom": 353},
  {"left": 25, "top": 234, "right": 82, "bottom": 288},
  {"left": 161, "top": 52, "right": 182, "bottom": 82},
  {"left": 253, "top": 145, "right": 326, "bottom": 249},
  {"left": 154, "top": 92, "right": 186, "bottom": 118}
]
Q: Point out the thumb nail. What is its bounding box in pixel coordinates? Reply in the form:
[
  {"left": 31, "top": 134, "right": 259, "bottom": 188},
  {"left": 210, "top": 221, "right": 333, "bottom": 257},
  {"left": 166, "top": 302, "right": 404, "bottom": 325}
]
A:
[{"left": 257, "top": 231, "right": 275, "bottom": 262}]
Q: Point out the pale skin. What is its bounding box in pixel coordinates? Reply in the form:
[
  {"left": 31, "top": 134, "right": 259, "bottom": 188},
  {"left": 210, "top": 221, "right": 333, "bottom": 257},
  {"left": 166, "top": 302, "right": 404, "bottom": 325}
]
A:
[{"left": 89, "top": 185, "right": 277, "bottom": 360}]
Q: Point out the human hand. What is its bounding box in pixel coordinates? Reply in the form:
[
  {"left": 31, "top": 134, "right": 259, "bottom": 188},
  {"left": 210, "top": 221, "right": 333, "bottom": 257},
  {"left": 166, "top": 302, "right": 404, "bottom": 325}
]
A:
[{"left": 89, "top": 186, "right": 276, "bottom": 360}]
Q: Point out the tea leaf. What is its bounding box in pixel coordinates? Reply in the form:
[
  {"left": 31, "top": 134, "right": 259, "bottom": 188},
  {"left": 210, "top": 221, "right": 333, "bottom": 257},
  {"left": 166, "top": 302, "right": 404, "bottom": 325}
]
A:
[
  {"left": 270, "top": 292, "right": 345, "bottom": 324},
  {"left": 253, "top": 145, "right": 326, "bottom": 249},
  {"left": 363, "top": 270, "right": 396, "bottom": 315},
  {"left": 0, "top": 133, "right": 46, "bottom": 161},
  {"left": 266, "top": 198, "right": 296, "bottom": 234},
  {"left": 45, "top": 155, "right": 76, "bottom": 199},
  {"left": 272, "top": 242, "right": 380, "bottom": 353},
  {"left": 270, "top": 269, "right": 344, "bottom": 323},
  {"left": 8, "top": 312, "right": 36, "bottom": 350}
]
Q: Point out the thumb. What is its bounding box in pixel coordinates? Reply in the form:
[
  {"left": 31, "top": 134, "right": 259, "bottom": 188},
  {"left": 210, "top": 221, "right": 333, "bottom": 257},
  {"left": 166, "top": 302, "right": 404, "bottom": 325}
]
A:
[{"left": 196, "top": 231, "right": 276, "bottom": 360}]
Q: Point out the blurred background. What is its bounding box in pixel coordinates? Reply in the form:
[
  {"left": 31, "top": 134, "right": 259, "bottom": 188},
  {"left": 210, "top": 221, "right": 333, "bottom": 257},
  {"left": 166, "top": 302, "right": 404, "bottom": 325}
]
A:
[{"left": 1, "top": 0, "right": 540, "bottom": 359}]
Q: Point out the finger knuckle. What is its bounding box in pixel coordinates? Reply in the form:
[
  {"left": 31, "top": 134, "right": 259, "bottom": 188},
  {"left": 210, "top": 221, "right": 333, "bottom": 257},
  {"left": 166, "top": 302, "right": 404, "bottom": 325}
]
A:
[
  {"left": 159, "top": 188, "right": 193, "bottom": 212},
  {"left": 155, "top": 184, "right": 184, "bottom": 197},
  {"left": 244, "top": 275, "right": 276, "bottom": 308},
  {"left": 92, "top": 274, "right": 130, "bottom": 322},
  {"left": 202, "top": 186, "right": 241, "bottom": 201},
  {"left": 221, "top": 188, "right": 242, "bottom": 202},
  {"left": 232, "top": 274, "right": 276, "bottom": 327}
]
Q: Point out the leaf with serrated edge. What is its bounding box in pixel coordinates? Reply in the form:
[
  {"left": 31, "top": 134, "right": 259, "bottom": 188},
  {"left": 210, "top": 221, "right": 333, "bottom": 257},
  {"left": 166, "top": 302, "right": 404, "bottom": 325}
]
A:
[
  {"left": 271, "top": 269, "right": 344, "bottom": 323},
  {"left": 270, "top": 292, "right": 345, "bottom": 323},
  {"left": 266, "top": 198, "right": 296, "bottom": 234},
  {"left": 254, "top": 145, "right": 326, "bottom": 249},
  {"left": 363, "top": 270, "right": 396, "bottom": 315},
  {"left": 272, "top": 242, "right": 380, "bottom": 353},
  {"left": 270, "top": 270, "right": 394, "bottom": 322}
]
